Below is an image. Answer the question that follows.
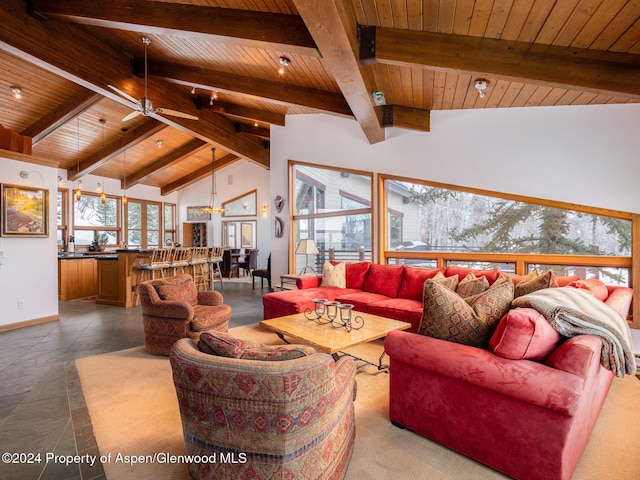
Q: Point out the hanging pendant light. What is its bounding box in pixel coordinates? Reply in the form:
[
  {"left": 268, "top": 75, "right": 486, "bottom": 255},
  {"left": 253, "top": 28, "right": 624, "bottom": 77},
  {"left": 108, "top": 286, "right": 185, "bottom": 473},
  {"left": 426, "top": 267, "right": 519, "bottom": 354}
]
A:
[
  {"left": 100, "top": 118, "right": 107, "bottom": 203},
  {"left": 121, "top": 128, "right": 128, "bottom": 206},
  {"left": 202, "top": 148, "right": 224, "bottom": 215},
  {"left": 75, "top": 117, "right": 82, "bottom": 200}
]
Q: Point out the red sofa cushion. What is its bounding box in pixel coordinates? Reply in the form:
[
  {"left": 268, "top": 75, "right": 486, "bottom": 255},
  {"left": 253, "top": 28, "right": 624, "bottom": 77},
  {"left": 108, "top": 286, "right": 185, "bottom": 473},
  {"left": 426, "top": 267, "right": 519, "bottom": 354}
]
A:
[
  {"left": 335, "top": 291, "right": 390, "bottom": 312},
  {"left": 568, "top": 279, "right": 608, "bottom": 301},
  {"left": 490, "top": 307, "right": 563, "bottom": 361},
  {"left": 445, "top": 266, "right": 500, "bottom": 285},
  {"left": 345, "top": 261, "right": 372, "bottom": 290},
  {"left": 366, "top": 297, "right": 422, "bottom": 324},
  {"left": 363, "top": 263, "right": 404, "bottom": 297},
  {"left": 397, "top": 266, "right": 444, "bottom": 300}
]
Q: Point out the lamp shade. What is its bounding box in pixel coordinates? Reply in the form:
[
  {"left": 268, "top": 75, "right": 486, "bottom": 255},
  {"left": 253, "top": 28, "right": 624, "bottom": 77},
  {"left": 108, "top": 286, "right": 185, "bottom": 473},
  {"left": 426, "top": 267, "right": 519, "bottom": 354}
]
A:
[{"left": 296, "top": 239, "right": 319, "bottom": 255}]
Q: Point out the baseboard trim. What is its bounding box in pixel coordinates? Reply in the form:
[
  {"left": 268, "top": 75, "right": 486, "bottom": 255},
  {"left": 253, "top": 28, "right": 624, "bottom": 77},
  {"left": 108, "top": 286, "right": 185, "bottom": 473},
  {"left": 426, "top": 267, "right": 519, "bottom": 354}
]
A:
[{"left": 0, "top": 315, "right": 59, "bottom": 333}]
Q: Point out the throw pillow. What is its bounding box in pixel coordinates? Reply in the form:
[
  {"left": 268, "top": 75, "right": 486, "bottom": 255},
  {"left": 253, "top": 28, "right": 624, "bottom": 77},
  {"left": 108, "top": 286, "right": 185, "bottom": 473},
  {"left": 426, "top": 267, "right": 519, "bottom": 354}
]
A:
[
  {"left": 322, "top": 261, "right": 346, "bottom": 288},
  {"left": 489, "top": 307, "right": 563, "bottom": 361},
  {"left": 514, "top": 270, "right": 558, "bottom": 298},
  {"left": 431, "top": 271, "right": 459, "bottom": 291},
  {"left": 456, "top": 272, "right": 490, "bottom": 298},
  {"left": 154, "top": 275, "right": 198, "bottom": 305},
  {"left": 198, "top": 332, "right": 317, "bottom": 361},
  {"left": 568, "top": 279, "right": 608, "bottom": 302},
  {"left": 419, "top": 275, "right": 514, "bottom": 348}
]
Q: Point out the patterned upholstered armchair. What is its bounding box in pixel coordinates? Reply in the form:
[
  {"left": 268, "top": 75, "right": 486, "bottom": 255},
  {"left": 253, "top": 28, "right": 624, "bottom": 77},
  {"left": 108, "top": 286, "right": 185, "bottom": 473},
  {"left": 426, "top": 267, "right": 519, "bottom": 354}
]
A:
[
  {"left": 138, "top": 274, "right": 232, "bottom": 355},
  {"left": 169, "top": 332, "right": 357, "bottom": 480}
]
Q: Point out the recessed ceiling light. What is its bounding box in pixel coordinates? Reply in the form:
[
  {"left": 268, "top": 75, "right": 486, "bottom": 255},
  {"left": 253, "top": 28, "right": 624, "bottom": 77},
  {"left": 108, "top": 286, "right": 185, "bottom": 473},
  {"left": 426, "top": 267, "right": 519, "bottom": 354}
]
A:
[
  {"left": 11, "top": 86, "right": 22, "bottom": 99},
  {"left": 278, "top": 56, "right": 290, "bottom": 74}
]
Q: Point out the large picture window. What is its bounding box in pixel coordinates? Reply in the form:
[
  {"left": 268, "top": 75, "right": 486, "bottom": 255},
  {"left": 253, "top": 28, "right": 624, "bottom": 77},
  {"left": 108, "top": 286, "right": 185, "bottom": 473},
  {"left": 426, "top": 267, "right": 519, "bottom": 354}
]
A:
[
  {"left": 125, "top": 198, "right": 162, "bottom": 248},
  {"left": 73, "top": 193, "right": 120, "bottom": 246},
  {"left": 292, "top": 163, "right": 373, "bottom": 272},
  {"left": 384, "top": 178, "right": 632, "bottom": 285}
]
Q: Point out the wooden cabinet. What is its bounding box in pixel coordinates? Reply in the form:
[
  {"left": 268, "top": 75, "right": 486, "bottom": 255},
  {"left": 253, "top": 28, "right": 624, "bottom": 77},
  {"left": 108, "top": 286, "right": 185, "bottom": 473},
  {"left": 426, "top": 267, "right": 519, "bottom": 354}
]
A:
[
  {"left": 183, "top": 222, "right": 207, "bottom": 247},
  {"left": 96, "top": 258, "right": 119, "bottom": 305},
  {"left": 58, "top": 258, "right": 98, "bottom": 300}
]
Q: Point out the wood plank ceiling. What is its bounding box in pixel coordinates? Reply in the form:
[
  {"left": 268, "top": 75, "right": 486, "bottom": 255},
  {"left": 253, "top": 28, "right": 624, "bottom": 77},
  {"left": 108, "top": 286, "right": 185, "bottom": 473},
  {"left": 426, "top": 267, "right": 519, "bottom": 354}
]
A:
[{"left": 0, "top": 0, "right": 638, "bottom": 194}]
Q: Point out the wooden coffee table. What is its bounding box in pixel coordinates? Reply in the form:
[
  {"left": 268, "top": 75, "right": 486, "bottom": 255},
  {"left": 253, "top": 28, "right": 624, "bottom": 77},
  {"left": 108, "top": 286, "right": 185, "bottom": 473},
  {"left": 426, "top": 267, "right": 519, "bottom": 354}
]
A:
[{"left": 260, "top": 312, "right": 411, "bottom": 371}]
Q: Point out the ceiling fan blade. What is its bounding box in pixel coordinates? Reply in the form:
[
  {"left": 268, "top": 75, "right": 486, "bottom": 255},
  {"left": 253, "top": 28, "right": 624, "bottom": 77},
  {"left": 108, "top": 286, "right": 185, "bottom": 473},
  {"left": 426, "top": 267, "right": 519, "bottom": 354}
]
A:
[
  {"left": 108, "top": 84, "right": 139, "bottom": 104},
  {"left": 122, "top": 110, "right": 142, "bottom": 122},
  {"left": 155, "top": 108, "right": 199, "bottom": 121}
]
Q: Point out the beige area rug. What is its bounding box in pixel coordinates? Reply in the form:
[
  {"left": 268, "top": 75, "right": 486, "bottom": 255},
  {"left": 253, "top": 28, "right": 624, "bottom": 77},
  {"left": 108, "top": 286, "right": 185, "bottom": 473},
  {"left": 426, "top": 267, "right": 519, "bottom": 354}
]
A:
[{"left": 76, "top": 324, "right": 640, "bottom": 480}]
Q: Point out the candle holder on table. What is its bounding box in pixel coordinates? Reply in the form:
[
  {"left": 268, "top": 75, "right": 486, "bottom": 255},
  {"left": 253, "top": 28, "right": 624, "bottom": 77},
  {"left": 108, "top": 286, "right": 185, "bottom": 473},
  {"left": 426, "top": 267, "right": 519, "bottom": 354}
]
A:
[{"left": 304, "top": 299, "right": 364, "bottom": 332}]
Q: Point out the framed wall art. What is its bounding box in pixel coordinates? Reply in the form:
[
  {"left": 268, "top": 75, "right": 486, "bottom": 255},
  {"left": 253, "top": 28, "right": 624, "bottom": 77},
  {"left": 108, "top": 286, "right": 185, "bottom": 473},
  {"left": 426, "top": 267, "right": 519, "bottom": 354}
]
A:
[
  {"left": 1, "top": 183, "right": 49, "bottom": 237},
  {"left": 186, "top": 206, "right": 211, "bottom": 222},
  {"left": 241, "top": 222, "right": 254, "bottom": 248}
]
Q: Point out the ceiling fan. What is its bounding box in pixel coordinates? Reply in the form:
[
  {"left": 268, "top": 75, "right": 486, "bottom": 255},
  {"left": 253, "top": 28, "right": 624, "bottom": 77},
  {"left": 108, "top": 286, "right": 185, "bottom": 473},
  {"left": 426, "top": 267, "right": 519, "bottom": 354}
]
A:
[{"left": 109, "top": 36, "right": 198, "bottom": 122}]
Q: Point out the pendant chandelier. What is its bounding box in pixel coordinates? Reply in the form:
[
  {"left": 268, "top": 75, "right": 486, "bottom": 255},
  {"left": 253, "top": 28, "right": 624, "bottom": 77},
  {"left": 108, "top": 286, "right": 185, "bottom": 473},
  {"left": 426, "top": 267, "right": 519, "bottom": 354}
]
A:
[
  {"left": 75, "top": 117, "right": 82, "bottom": 201},
  {"left": 202, "top": 147, "right": 224, "bottom": 215}
]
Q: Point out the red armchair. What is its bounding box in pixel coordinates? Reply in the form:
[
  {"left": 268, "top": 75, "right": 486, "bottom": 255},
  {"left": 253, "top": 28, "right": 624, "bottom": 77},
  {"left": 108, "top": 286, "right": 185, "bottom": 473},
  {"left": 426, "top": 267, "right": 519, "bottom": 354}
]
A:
[{"left": 138, "top": 274, "right": 232, "bottom": 355}]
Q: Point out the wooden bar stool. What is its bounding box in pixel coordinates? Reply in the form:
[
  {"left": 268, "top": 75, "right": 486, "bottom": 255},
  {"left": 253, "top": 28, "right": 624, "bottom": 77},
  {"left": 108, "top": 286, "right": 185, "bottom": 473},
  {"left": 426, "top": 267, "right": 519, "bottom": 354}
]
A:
[
  {"left": 168, "top": 247, "right": 191, "bottom": 276},
  {"left": 208, "top": 246, "right": 224, "bottom": 290},
  {"left": 133, "top": 248, "right": 172, "bottom": 304},
  {"left": 189, "top": 247, "right": 210, "bottom": 290}
]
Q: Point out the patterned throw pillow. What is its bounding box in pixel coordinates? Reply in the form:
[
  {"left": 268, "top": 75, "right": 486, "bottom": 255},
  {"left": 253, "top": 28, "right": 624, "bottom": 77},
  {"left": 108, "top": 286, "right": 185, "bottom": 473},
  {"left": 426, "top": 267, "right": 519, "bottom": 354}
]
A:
[
  {"left": 322, "top": 261, "right": 346, "bottom": 288},
  {"left": 514, "top": 270, "right": 558, "bottom": 298},
  {"left": 419, "top": 275, "right": 515, "bottom": 348},
  {"left": 154, "top": 275, "right": 198, "bottom": 305},
  {"left": 456, "top": 272, "right": 490, "bottom": 298},
  {"left": 198, "top": 332, "right": 316, "bottom": 361},
  {"left": 430, "top": 271, "right": 459, "bottom": 291}
]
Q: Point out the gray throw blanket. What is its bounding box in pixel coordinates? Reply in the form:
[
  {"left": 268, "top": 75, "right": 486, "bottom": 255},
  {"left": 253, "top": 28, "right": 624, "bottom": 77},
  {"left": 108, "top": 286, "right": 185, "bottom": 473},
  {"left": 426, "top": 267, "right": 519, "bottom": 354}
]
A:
[{"left": 511, "top": 287, "right": 636, "bottom": 377}]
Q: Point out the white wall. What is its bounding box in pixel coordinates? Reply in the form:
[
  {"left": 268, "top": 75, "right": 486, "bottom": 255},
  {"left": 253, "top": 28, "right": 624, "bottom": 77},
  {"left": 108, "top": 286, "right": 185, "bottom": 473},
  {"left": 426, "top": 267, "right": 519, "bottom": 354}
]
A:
[
  {"left": 0, "top": 156, "right": 58, "bottom": 328},
  {"left": 270, "top": 103, "right": 640, "bottom": 282},
  {"left": 177, "top": 160, "right": 271, "bottom": 269}
]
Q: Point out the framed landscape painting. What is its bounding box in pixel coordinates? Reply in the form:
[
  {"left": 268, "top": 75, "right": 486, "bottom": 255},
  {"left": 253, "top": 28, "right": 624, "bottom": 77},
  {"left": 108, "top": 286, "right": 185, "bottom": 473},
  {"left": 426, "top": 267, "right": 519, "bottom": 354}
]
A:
[
  {"left": 186, "top": 206, "right": 211, "bottom": 222},
  {"left": 1, "top": 183, "right": 49, "bottom": 237}
]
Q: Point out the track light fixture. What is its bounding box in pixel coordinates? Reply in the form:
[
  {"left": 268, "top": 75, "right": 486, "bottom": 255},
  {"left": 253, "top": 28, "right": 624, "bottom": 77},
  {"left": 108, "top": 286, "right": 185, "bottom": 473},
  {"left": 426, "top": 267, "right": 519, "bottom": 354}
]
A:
[{"left": 475, "top": 79, "right": 488, "bottom": 99}]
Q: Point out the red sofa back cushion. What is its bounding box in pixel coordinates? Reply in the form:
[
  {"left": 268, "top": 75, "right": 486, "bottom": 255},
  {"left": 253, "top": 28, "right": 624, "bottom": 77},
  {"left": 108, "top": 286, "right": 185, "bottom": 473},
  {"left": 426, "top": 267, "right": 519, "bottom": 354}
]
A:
[
  {"left": 445, "top": 266, "right": 500, "bottom": 285},
  {"left": 363, "top": 264, "right": 404, "bottom": 297},
  {"left": 398, "top": 266, "right": 445, "bottom": 300},
  {"left": 345, "top": 262, "right": 372, "bottom": 290}
]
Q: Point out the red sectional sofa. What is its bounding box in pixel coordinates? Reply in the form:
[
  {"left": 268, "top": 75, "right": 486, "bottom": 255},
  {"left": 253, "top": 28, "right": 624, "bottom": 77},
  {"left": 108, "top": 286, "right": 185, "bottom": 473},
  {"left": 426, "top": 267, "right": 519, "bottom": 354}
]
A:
[
  {"left": 263, "top": 262, "right": 583, "bottom": 332},
  {"left": 262, "top": 262, "right": 634, "bottom": 480}
]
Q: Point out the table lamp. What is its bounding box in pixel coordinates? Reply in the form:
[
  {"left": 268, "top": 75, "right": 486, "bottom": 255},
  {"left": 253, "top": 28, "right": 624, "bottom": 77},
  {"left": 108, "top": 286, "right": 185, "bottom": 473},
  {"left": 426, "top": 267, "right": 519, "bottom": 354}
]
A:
[{"left": 296, "top": 239, "right": 319, "bottom": 274}]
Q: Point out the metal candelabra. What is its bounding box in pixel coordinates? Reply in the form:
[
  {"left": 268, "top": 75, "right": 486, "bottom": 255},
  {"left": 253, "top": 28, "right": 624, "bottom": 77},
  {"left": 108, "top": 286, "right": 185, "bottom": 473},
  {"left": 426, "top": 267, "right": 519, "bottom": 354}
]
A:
[{"left": 304, "top": 299, "right": 365, "bottom": 332}]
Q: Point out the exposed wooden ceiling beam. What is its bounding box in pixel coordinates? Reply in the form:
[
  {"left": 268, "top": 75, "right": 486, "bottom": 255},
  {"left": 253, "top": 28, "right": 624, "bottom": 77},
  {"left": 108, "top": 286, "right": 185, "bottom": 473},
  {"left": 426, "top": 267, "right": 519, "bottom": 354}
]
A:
[
  {"left": 361, "top": 26, "right": 640, "bottom": 100},
  {"left": 379, "top": 105, "right": 430, "bottom": 132},
  {"left": 195, "top": 97, "right": 286, "bottom": 126},
  {"left": 235, "top": 123, "right": 270, "bottom": 140},
  {"left": 0, "top": 0, "right": 268, "bottom": 167},
  {"left": 31, "top": 0, "right": 319, "bottom": 57},
  {"left": 21, "top": 89, "right": 102, "bottom": 144},
  {"left": 141, "top": 60, "right": 352, "bottom": 117},
  {"left": 124, "top": 138, "right": 209, "bottom": 189},
  {"left": 292, "top": 0, "right": 384, "bottom": 144},
  {"left": 161, "top": 153, "right": 238, "bottom": 196},
  {"left": 68, "top": 120, "right": 166, "bottom": 181}
]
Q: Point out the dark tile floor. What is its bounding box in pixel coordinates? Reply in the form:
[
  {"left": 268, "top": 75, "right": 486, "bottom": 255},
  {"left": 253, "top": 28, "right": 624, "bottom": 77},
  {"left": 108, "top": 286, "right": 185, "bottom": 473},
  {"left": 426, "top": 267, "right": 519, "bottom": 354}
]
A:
[{"left": 0, "top": 281, "right": 266, "bottom": 480}]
